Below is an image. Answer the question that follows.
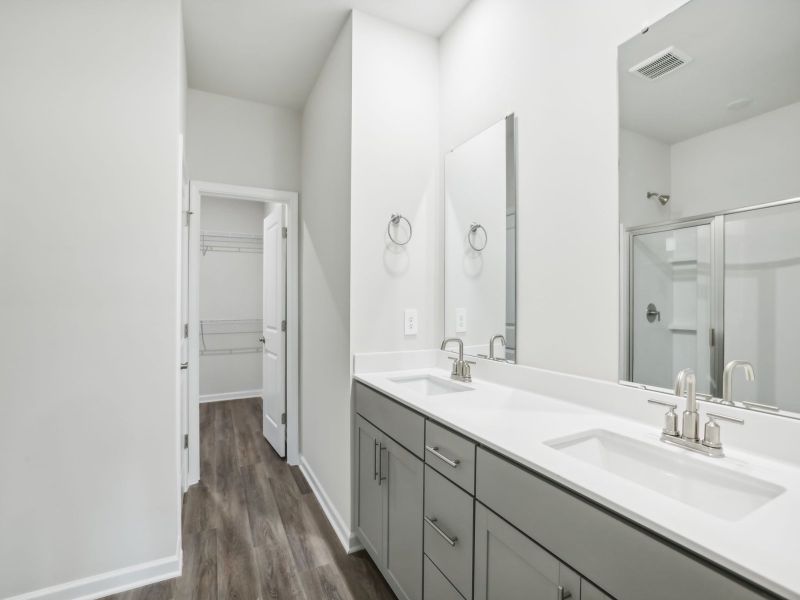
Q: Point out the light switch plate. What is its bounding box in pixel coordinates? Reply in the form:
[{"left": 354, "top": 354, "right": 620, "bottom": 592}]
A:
[
  {"left": 455, "top": 308, "right": 467, "bottom": 333},
  {"left": 404, "top": 308, "right": 418, "bottom": 336}
]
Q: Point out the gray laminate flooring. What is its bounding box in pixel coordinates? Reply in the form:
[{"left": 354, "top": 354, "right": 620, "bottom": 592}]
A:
[{"left": 102, "top": 398, "right": 395, "bottom": 600}]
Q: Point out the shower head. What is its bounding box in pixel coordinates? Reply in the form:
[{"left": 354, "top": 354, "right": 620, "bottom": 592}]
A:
[{"left": 647, "top": 191, "right": 670, "bottom": 206}]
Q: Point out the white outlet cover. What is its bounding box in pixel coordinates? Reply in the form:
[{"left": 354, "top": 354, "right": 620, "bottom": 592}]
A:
[
  {"left": 404, "top": 308, "right": 418, "bottom": 336},
  {"left": 455, "top": 308, "right": 467, "bottom": 333}
]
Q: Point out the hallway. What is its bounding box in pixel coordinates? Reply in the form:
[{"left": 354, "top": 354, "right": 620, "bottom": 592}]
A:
[{"left": 104, "top": 399, "right": 394, "bottom": 600}]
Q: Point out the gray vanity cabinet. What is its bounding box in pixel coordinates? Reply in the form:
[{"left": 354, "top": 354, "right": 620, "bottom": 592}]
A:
[
  {"left": 354, "top": 386, "right": 425, "bottom": 600},
  {"left": 474, "top": 502, "right": 580, "bottom": 600},
  {"left": 355, "top": 381, "right": 778, "bottom": 600}
]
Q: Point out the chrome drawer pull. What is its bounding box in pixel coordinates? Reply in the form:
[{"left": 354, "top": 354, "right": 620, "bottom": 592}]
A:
[
  {"left": 424, "top": 516, "right": 458, "bottom": 547},
  {"left": 425, "top": 445, "right": 460, "bottom": 468}
]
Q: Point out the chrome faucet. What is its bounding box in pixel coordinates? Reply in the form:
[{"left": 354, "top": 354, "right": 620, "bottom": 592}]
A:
[
  {"left": 722, "top": 360, "right": 755, "bottom": 405},
  {"left": 648, "top": 367, "right": 745, "bottom": 457},
  {"left": 441, "top": 337, "right": 471, "bottom": 382},
  {"left": 674, "top": 368, "right": 699, "bottom": 442},
  {"left": 488, "top": 334, "right": 506, "bottom": 360}
]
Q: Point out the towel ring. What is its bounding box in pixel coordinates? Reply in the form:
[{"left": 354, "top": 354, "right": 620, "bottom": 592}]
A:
[
  {"left": 468, "top": 222, "right": 487, "bottom": 251},
  {"left": 387, "top": 213, "right": 412, "bottom": 246}
]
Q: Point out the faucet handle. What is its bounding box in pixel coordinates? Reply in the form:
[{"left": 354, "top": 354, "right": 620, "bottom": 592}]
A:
[
  {"left": 447, "top": 356, "right": 476, "bottom": 365},
  {"left": 647, "top": 399, "right": 679, "bottom": 437},
  {"left": 702, "top": 412, "right": 744, "bottom": 450}
]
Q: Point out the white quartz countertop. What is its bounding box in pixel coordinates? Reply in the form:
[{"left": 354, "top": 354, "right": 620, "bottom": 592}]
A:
[{"left": 354, "top": 366, "right": 800, "bottom": 599}]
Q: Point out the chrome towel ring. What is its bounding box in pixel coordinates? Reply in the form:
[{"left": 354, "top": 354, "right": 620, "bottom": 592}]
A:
[
  {"left": 388, "top": 213, "right": 412, "bottom": 245},
  {"left": 468, "top": 222, "right": 487, "bottom": 251}
]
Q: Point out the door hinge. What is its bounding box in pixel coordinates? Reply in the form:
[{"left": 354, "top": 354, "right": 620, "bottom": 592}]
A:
[
  {"left": 281, "top": 413, "right": 287, "bottom": 425},
  {"left": 281, "top": 320, "right": 287, "bottom": 332},
  {"left": 184, "top": 210, "right": 194, "bottom": 227},
  {"left": 183, "top": 434, "right": 189, "bottom": 449},
  {"left": 183, "top": 323, "right": 189, "bottom": 338},
  {"left": 281, "top": 226, "right": 287, "bottom": 239},
  {"left": 709, "top": 328, "right": 716, "bottom": 347}
]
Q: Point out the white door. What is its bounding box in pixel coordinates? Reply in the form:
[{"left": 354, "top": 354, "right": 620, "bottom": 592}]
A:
[{"left": 262, "top": 206, "right": 287, "bottom": 456}]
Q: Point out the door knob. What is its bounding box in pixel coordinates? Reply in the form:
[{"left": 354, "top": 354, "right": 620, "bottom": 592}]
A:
[{"left": 259, "top": 336, "right": 266, "bottom": 344}]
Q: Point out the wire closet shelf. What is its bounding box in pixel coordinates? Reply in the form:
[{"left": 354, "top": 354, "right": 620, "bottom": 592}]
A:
[
  {"left": 201, "top": 230, "right": 263, "bottom": 255},
  {"left": 200, "top": 319, "right": 263, "bottom": 356}
]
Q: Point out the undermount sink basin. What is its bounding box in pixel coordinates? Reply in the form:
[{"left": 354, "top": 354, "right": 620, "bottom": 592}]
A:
[
  {"left": 546, "top": 429, "right": 784, "bottom": 521},
  {"left": 389, "top": 374, "right": 472, "bottom": 396}
]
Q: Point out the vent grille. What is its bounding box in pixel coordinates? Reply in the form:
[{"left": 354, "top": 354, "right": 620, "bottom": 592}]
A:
[{"left": 629, "top": 46, "right": 692, "bottom": 80}]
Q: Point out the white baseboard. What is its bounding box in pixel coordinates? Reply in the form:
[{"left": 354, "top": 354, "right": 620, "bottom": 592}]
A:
[
  {"left": 6, "top": 554, "right": 181, "bottom": 600},
  {"left": 199, "top": 389, "right": 262, "bottom": 403},
  {"left": 298, "top": 456, "right": 363, "bottom": 554}
]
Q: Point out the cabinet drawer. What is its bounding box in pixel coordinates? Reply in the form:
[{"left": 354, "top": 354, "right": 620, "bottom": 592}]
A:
[
  {"left": 476, "top": 448, "right": 771, "bottom": 600},
  {"left": 355, "top": 382, "right": 425, "bottom": 458},
  {"left": 424, "top": 466, "right": 474, "bottom": 600},
  {"left": 424, "top": 555, "right": 465, "bottom": 600},
  {"left": 425, "top": 420, "right": 476, "bottom": 494}
]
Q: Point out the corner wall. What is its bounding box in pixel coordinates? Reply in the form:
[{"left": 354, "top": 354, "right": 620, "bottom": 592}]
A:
[
  {"left": 0, "top": 0, "right": 184, "bottom": 596},
  {"left": 299, "top": 16, "right": 354, "bottom": 543}
]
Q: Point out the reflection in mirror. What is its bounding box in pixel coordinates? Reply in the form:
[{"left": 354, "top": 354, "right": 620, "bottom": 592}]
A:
[
  {"left": 444, "top": 115, "right": 516, "bottom": 362},
  {"left": 618, "top": 0, "right": 800, "bottom": 415}
]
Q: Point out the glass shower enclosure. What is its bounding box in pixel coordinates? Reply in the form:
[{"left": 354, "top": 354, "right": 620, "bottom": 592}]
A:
[{"left": 625, "top": 200, "right": 800, "bottom": 410}]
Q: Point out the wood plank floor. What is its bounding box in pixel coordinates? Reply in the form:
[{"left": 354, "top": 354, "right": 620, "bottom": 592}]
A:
[{"left": 102, "top": 398, "right": 395, "bottom": 600}]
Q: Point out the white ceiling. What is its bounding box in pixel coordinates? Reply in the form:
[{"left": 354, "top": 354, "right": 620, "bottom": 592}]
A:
[
  {"left": 183, "top": 0, "right": 470, "bottom": 109},
  {"left": 619, "top": 0, "right": 800, "bottom": 144}
]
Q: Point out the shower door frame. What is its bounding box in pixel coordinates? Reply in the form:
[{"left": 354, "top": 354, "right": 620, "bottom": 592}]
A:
[{"left": 622, "top": 215, "right": 725, "bottom": 398}]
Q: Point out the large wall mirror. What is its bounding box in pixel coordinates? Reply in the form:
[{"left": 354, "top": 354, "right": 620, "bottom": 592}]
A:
[
  {"left": 444, "top": 115, "right": 517, "bottom": 362},
  {"left": 618, "top": 0, "right": 800, "bottom": 415}
]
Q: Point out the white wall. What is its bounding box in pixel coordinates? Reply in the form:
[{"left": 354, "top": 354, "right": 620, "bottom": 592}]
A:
[
  {"left": 350, "top": 11, "right": 440, "bottom": 354},
  {"left": 0, "top": 1, "right": 183, "bottom": 597},
  {"left": 186, "top": 88, "right": 301, "bottom": 191},
  {"left": 199, "top": 197, "right": 266, "bottom": 397},
  {"left": 670, "top": 101, "right": 800, "bottom": 217},
  {"left": 619, "top": 128, "right": 672, "bottom": 227},
  {"left": 440, "top": 0, "right": 686, "bottom": 381},
  {"left": 299, "top": 16, "right": 354, "bottom": 538}
]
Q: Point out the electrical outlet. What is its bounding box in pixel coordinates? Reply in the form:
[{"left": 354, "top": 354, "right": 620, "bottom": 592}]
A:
[
  {"left": 455, "top": 308, "right": 467, "bottom": 333},
  {"left": 404, "top": 308, "right": 418, "bottom": 336}
]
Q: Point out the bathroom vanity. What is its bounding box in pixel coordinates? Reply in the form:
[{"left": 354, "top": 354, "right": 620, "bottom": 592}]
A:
[{"left": 351, "top": 354, "right": 800, "bottom": 600}]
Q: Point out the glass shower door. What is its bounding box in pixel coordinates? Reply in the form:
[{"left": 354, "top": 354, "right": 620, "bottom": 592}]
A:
[{"left": 630, "top": 223, "right": 715, "bottom": 394}]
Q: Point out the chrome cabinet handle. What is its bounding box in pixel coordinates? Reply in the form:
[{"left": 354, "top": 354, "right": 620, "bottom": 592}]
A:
[
  {"left": 378, "top": 444, "right": 387, "bottom": 485},
  {"left": 373, "top": 439, "right": 379, "bottom": 481},
  {"left": 424, "top": 516, "right": 457, "bottom": 546},
  {"left": 557, "top": 585, "right": 572, "bottom": 599},
  {"left": 425, "top": 445, "right": 460, "bottom": 468}
]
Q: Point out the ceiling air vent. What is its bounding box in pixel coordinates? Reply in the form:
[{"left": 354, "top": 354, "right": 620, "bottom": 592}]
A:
[{"left": 628, "top": 46, "right": 692, "bottom": 80}]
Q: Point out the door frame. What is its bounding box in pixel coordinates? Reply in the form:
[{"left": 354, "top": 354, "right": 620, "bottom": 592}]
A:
[{"left": 185, "top": 180, "right": 300, "bottom": 486}]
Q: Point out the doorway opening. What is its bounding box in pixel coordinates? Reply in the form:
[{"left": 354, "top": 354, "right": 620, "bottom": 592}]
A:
[{"left": 182, "top": 181, "right": 299, "bottom": 488}]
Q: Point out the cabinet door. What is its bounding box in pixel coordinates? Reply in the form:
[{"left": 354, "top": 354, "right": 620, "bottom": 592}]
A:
[
  {"left": 384, "top": 436, "right": 424, "bottom": 600},
  {"left": 582, "top": 580, "right": 613, "bottom": 600},
  {"left": 356, "top": 416, "right": 384, "bottom": 564},
  {"left": 474, "top": 503, "right": 578, "bottom": 600}
]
